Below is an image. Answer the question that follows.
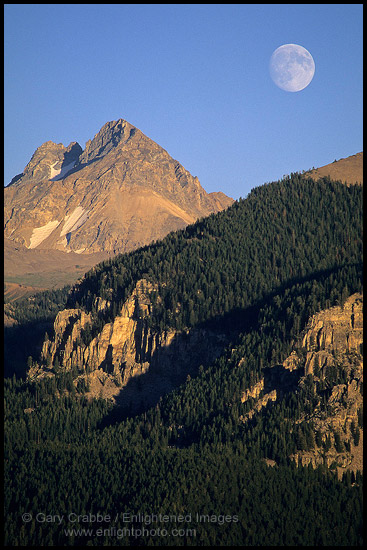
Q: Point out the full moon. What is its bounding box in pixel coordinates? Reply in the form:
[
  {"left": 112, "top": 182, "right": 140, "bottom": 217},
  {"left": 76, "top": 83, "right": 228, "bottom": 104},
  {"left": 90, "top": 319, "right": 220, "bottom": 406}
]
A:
[{"left": 269, "top": 44, "right": 315, "bottom": 92}]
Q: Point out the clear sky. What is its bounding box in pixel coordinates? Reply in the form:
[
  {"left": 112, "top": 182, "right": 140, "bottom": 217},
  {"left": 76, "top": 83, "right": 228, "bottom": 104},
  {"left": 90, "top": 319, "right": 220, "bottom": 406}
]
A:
[{"left": 4, "top": 4, "right": 363, "bottom": 199}]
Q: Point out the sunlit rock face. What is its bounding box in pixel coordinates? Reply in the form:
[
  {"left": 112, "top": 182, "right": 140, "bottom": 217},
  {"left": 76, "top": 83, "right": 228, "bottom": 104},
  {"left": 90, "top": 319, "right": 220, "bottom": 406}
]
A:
[
  {"left": 301, "top": 294, "right": 363, "bottom": 376},
  {"left": 4, "top": 118, "right": 233, "bottom": 256},
  {"left": 238, "top": 294, "right": 363, "bottom": 477},
  {"left": 30, "top": 279, "right": 227, "bottom": 411}
]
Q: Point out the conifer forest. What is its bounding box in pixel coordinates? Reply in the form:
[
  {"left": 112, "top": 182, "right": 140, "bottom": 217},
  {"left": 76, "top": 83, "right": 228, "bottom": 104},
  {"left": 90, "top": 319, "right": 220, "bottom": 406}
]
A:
[{"left": 4, "top": 175, "right": 363, "bottom": 546}]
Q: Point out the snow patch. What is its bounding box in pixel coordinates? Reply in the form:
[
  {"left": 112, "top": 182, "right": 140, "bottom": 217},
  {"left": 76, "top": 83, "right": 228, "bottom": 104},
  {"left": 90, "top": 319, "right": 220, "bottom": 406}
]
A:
[
  {"left": 60, "top": 206, "right": 89, "bottom": 237},
  {"left": 50, "top": 161, "right": 76, "bottom": 181},
  {"left": 28, "top": 220, "right": 60, "bottom": 249},
  {"left": 49, "top": 162, "right": 60, "bottom": 180}
]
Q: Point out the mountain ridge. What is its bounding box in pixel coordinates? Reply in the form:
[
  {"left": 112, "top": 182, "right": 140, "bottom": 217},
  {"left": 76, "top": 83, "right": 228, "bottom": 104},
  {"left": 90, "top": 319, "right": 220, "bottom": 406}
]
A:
[{"left": 305, "top": 151, "right": 363, "bottom": 185}]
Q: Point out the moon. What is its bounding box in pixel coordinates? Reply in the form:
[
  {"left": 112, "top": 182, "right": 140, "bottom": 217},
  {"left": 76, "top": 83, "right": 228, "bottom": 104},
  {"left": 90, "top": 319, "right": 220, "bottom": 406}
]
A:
[{"left": 269, "top": 44, "right": 315, "bottom": 92}]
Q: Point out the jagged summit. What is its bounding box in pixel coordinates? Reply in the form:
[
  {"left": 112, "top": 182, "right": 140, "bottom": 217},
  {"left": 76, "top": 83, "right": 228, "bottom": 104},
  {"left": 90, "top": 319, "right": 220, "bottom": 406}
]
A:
[
  {"left": 77, "top": 119, "right": 137, "bottom": 165},
  {"left": 4, "top": 118, "right": 233, "bottom": 288},
  {"left": 21, "top": 140, "right": 83, "bottom": 182}
]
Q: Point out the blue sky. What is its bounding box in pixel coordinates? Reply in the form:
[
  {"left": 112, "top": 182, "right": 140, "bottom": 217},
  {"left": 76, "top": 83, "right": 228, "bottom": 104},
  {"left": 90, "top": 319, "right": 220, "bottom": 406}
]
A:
[{"left": 4, "top": 4, "right": 363, "bottom": 199}]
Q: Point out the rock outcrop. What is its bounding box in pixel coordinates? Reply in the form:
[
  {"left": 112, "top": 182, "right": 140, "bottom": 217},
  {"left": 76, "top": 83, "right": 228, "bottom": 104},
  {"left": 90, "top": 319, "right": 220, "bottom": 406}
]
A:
[
  {"left": 37, "top": 280, "right": 163, "bottom": 384},
  {"left": 29, "top": 279, "right": 228, "bottom": 409},
  {"left": 238, "top": 294, "right": 363, "bottom": 477},
  {"left": 241, "top": 388, "right": 277, "bottom": 422},
  {"left": 241, "top": 379, "right": 264, "bottom": 402},
  {"left": 301, "top": 294, "right": 363, "bottom": 376},
  {"left": 289, "top": 294, "right": 363, "bottom": 476}
]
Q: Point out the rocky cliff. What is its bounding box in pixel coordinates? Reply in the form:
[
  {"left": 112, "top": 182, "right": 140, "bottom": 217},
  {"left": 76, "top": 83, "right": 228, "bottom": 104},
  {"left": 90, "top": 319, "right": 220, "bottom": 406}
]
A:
[
  {"left": 38, "top": 279, "right": 162, "bottom": 383},
  {"left": 29, "top": 279, "right": 228, "bottom": 411},
  {"left": 239, "top": 294, "right": 363, "bottom": 477},
  {"left": 291, "top": 294, "right": 363, "bottom": 476},
  {"left": 301, "top": 293, "right": 363, "bottom": 375}
]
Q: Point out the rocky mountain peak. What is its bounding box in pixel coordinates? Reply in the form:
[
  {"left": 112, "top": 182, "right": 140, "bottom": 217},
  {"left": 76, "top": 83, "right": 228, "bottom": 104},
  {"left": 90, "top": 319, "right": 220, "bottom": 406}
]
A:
[
  {"left": 78, "top": 118, "right": 137, "bottom": 165},
  {"left": 4, "top": 117, "right": 233, "bottom": 284}
]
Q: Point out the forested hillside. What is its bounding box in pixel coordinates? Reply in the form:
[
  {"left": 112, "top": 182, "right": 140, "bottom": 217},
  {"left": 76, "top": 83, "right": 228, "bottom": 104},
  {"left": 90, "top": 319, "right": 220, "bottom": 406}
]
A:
[
  {"left": 4, "top": 173, "right": 363, "bottom": 546},
  {"left": 67, "top": 174, "right": 362, "bottom": 334}
]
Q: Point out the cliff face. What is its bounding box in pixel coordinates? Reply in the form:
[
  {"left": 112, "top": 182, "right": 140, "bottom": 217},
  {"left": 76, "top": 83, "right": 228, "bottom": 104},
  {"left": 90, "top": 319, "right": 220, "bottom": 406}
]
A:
[
  {"left": 35, "top": 280, "right": 166, "bottom": 386},
  {"left": 301, "top": 293, "right": 363, "bottom": 376},
  {"left": 239, "top": 294, "right": 363, "bottom": 477},
  {"left": 30, "top": 279, "right": 228, "bottom": 410},
  {"left": 292, "top": 294, "right": 363, "bottom": 476}
]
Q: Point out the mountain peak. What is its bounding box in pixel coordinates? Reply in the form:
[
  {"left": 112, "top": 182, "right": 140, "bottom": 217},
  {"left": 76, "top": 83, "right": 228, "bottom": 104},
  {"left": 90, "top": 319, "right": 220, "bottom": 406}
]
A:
[
  {"left": 4, "top": 117, "right": 233, "bottom": 269},
  {"left": 78, "top": 119, "right": 137, "bottom": 165}
]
